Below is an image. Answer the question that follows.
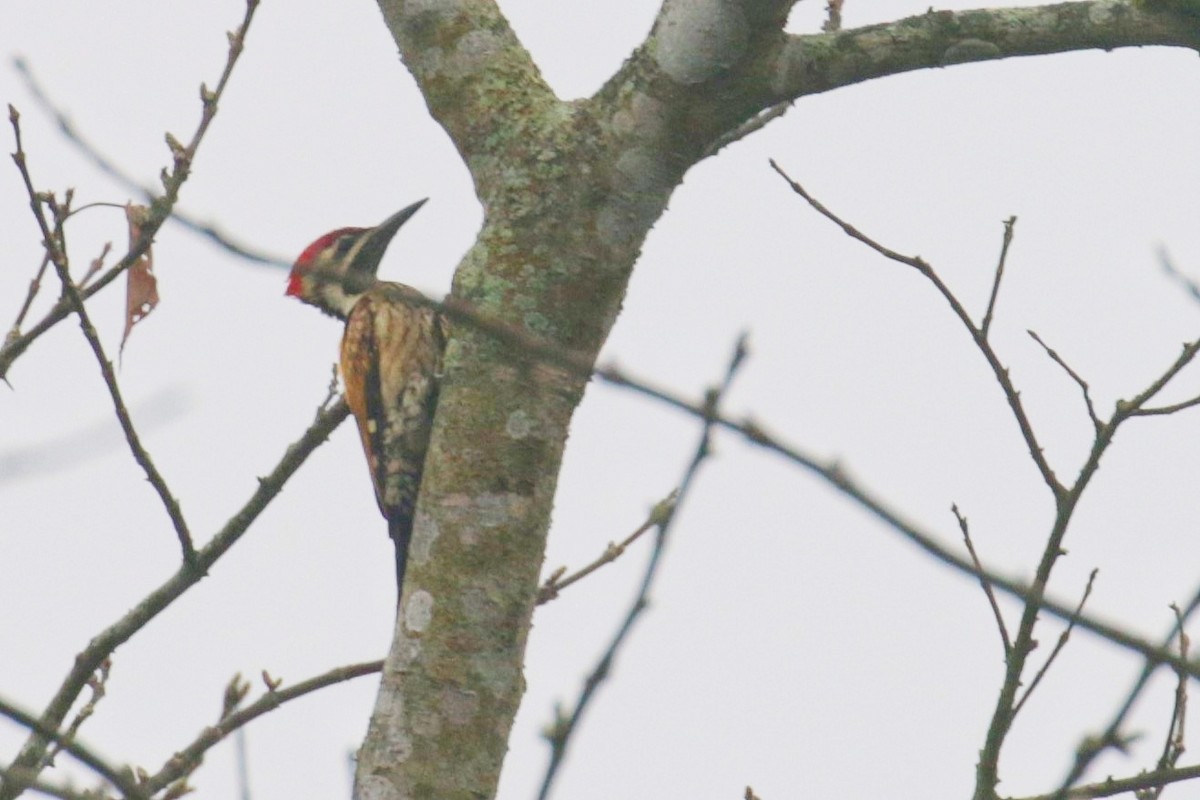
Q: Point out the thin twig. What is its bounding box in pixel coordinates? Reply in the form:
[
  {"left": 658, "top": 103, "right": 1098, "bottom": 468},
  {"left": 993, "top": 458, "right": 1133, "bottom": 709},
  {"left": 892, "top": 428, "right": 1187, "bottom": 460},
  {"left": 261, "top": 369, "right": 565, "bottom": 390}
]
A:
[
  {"left": 1012, "top": 569, "right": 1097, "bottom": 718},
  {"left": 953, "top": 504, "right": 1010, "bottom": 656},
  {"left": 1153, "top": 604, "right": 1189, "bottom": 777},
  {"left": 1122, "top": 339, "right": 1200, "bottom": 417},
  {"left": 1135, "top": 394, "right": 1200, "bottom": 417},
  {"left": 536, "top": 335, "right": 750, "bottom": 800},
  {"left": 980, "top": 216, "right": 1016, "bottom": 339},
  {"left": 139, "top": 660, "right": 381, "bottom": 795},
  {"left": 702, "top": 103, "right": 792, "bottom": 159},
  {"left": 536, "top": 490, "right": 678, "bottom": 605},
  {"left": 9, "top": 107, "right": 196, "bottom": 562},
  {"left": 1027, "top": 330, "right": 1100, "bottom": 431},
  {"left": 78, "top": 241, "right": 113, "bottom": 289},
  {"left": 38, "top": 659, "right": 110, "bottom": 772},
  {"left": 4, "top": 252, "right": 51, "bottom": 348}
]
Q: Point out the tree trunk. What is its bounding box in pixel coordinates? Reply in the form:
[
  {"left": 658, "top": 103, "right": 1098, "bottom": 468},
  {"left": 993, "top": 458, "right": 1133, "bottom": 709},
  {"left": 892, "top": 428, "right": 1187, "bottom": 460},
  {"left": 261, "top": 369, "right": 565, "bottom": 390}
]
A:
[{"left": 353, "top": 2, "right": 1200, "bottom": 797}]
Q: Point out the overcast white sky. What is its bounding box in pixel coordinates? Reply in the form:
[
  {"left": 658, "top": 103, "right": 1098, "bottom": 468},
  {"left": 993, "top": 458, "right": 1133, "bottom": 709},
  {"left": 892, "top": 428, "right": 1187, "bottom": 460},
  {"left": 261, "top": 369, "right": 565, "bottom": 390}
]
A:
[{"left": 4, "top": 1, "right": 1200, "bottom": 798}]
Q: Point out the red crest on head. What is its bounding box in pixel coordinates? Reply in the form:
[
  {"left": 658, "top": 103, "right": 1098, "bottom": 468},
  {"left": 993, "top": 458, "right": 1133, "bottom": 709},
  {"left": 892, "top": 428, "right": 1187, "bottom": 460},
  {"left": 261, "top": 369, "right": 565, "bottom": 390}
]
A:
[
  {"left": 294, "top": 227, "right": 362, "bottom": 269},
  {"left": 287, "top": 226, "right": 365, "bottom": 297}
]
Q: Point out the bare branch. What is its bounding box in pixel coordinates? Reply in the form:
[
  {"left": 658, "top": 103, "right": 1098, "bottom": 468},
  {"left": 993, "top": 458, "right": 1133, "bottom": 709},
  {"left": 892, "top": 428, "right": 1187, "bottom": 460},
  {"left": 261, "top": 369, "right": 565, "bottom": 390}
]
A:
[
  {"left": 9, "top": 107, "right": 195, "bottom": 562},
  {"left": 38, "top": 660, "right": 110, "bottom": 773},
  {"left": 953, "top": 505, "right": 1011, "bottom": 656},
  {"left": 702, "top": 102, "right": 792, "bottom": 159},
  {"left": 4, "top": 251, "right": 51, "bottom": 350},
  {"left": 1134, "top": 393, "right": 1200, "bottom": 417},
  {"left": 78, "top": 240, "right": 113, "bottom": 290},
  {"left": 1012, "top": 569, "right": 1097, "bottom": 718},
  {"left": 1121, "top": 339, "right": 1200, "bottom": 417},
  {"left": 537, "top": 490, "right": 678, "bottom": 605},
  {"left": 981, "top": 216, "right": 1017, "bottom": 339},
  {"left": 374, "top": 0, "right": 556, "bottom": 200},
  {"left": 1153, "top": 605, "right": 1189, "bottom": 778},
  {"left": 1027, "top": 330, "right": 1100, "bottom": 431},
  {"left": 139, "top": 660, "right": 381, "bottom": 795}
]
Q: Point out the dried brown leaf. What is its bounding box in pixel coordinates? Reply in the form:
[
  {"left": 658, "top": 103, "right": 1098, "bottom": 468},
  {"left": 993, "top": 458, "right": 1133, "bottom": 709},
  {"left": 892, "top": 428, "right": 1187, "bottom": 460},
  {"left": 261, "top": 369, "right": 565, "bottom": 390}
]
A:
[{"left": 121, "top": 203, "right": 158, "bottom": 358}]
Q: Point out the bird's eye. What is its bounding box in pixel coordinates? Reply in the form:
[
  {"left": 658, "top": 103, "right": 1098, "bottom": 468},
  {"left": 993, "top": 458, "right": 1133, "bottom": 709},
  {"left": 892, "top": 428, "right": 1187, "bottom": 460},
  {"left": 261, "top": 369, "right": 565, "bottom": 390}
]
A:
[{"left": 334, "top": 235, "right": 357, "bottom": 258}]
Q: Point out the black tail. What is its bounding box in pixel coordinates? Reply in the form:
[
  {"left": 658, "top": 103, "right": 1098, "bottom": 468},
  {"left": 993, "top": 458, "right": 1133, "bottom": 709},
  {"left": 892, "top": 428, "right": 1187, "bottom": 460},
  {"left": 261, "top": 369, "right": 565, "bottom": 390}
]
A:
[{"left": 389, "top": 513, "right": 413, "bottom": 606}]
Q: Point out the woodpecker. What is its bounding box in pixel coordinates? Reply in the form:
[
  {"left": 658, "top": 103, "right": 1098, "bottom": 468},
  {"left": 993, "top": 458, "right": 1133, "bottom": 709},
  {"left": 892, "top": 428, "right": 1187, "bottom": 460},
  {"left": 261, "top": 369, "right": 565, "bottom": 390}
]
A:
[{"left": 286, "top": 199, "right": 444, "bottom": 601}]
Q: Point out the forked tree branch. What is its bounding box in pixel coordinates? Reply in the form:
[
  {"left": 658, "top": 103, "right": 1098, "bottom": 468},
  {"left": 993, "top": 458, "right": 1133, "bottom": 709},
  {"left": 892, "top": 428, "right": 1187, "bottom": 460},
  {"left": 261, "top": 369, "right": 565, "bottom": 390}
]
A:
[{"left": 768, "top": 160, "right": 1200, "bottom": 800}]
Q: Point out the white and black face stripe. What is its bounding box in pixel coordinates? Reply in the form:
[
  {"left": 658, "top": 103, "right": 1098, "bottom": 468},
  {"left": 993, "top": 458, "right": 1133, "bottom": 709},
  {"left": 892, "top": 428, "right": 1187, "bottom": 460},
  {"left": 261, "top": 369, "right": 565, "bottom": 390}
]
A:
[
  {"left": 334, "top": 233, "right": 360, "bottom": 260},
  {"left": 303, "top": 237, "right": 373, "bottom": 319},
  {"left": 312, "top": 279, "right": 359, "bottom": 320}
]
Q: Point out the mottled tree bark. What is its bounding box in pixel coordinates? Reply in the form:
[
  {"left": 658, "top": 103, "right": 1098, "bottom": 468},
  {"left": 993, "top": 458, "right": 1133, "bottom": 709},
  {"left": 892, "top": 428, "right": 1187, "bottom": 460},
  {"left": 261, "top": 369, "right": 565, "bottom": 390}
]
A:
[{"left": 354, "top": 2, "right": 1200, "bottom": 798}]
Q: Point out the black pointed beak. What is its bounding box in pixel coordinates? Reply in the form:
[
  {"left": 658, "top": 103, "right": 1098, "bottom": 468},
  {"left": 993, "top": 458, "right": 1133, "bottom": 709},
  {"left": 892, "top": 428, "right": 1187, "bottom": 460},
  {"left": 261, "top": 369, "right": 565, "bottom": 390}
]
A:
[{"left": 349, "top": 198, "right": 428, "bottom": 276}]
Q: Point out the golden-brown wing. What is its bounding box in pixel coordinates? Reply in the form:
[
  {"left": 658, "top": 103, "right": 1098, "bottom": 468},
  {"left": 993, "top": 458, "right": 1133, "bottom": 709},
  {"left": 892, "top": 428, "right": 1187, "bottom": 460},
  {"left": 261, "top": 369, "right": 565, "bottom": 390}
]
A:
[{"left": 339, "top": 284, "right": 442, "bottom": 594}]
